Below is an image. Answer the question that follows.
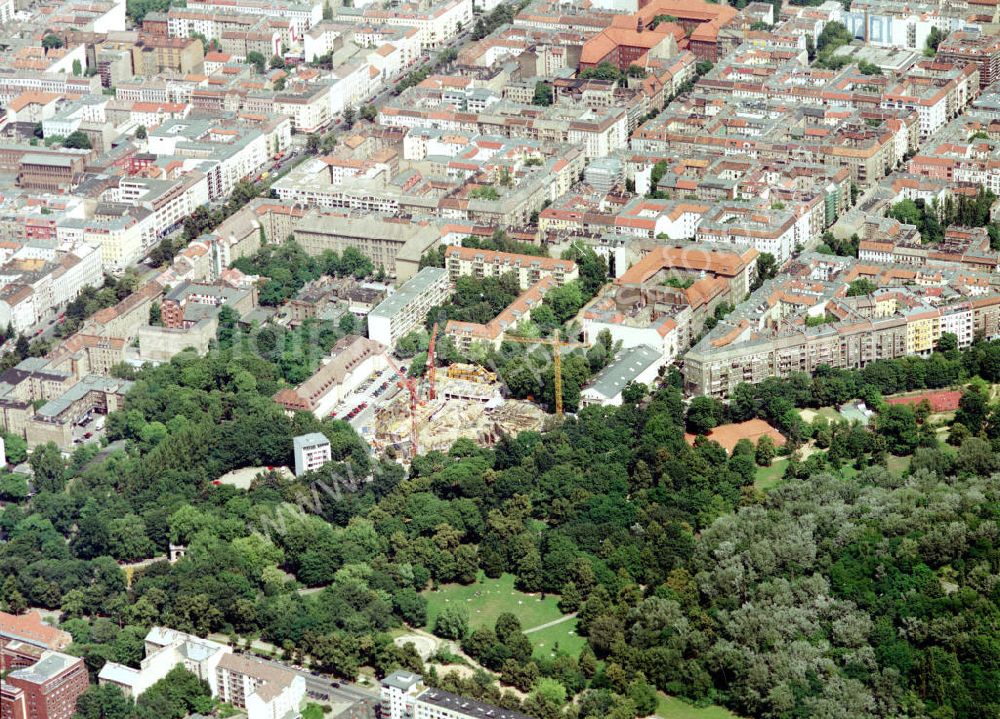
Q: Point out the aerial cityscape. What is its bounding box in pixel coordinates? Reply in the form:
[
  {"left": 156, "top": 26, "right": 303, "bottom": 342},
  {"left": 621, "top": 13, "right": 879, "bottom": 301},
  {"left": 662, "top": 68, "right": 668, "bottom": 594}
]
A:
[{"left": 0, "top": 0, "right": 998, "bottom": 717}]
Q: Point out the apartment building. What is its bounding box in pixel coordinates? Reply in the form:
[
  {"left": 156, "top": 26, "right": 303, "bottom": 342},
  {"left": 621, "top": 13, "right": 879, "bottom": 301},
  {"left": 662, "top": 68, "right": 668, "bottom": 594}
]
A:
[
  {"left": 186, "top": 0, "right": 322, "bottom": 40},
  {"left": 937, "top": 30, "right": 1000, "bottom": 90},
  {"left": 98, "top": 628, "right": 231, "bottom": 698},
  {"left": 160, "top": 280, "right": 256, "bottom": 329},
  {"left": 444, "top": 246, "right": 578, "bottom": 290},
  {"left": 292, "top": 432, "right": 333, "bottom": 476},
  {"left": 381, "top": 671, "right": 531, "bottom": 719},
  {"left": 696, "top": 203, "right": 808, "bottom": 261},
  {"left": 0, "top": 244, "right": 101, "bottom": 332},
  {"left": 682, "top": 255, "right": 1000, "bottom": 397},
  {"left": 215, "top": 653, "right": 305, "bottom": 719},
  {"left": 445, "top": 275, "right": 558, "bottom": 350},
  {"left": 132, "top": 35, "right": 205, "bottom": 76},
  {"left": 366, "top": 267, "right": 450, "bottom": 348},
  {"left": 582, "top": 243, "right": 756, "bottom": 362},
  {"left": 360, "top": 0, "right": 472, "bottom": 50}
]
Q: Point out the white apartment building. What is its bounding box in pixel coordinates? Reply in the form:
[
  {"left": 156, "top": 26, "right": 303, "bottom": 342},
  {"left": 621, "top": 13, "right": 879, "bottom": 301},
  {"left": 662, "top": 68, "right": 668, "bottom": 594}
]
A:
[
  {"left": 362, "top": 0, "right": 472, "bottom": 50},
  {"left": 99, "top": 627, "right": 232, "bottom": 698},
  {"left": 381, "top": 672, "right": 532, "bottom": 719},
  {"left": 444, "top": 246, "right": 578, "bottom": 290},
  {"left": 187, "top": 0, "right": 322, "bottom": 37},
  {"left": 113, "top": 174, "right": 210, "bottom": 239},
  {"left": 939, "top": 303, "right": 974, "bottom": 348},
  {"left": 51, "top": 244, "right": 103, "bottom": 308},
  {"left": 216, "top": 653, "right": 306, "bottom": 719},
  {"left": 293, "top": 432, "right": 332, "bottom": 476},
  {"left": 367, "top": 267, "right": 450, "bottom": 348},
  {"left": 275, "top": 86, "right": 331, "bottom": 134},
  {"left": 567, "top": 110, "right": 628, "bottom": 159}
]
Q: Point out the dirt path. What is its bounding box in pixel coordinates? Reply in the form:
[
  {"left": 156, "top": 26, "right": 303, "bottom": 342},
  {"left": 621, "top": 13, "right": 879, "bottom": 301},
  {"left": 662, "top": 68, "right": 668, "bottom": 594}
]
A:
[{"left": 524, "top": 613, "right": 577, "bottom": 634}]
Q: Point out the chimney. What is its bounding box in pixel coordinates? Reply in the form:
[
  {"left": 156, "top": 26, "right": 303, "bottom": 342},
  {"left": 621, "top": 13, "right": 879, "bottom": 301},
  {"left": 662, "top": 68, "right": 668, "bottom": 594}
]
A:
[{"left": 637, "top": 15, "right": 643, "bottom": 33}]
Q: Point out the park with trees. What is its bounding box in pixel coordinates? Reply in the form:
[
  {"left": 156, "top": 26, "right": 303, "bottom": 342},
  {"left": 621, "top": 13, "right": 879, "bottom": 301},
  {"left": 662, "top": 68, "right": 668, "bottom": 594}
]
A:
[{"left": 0, "top": 265, "right": 999, "bottom": 718}]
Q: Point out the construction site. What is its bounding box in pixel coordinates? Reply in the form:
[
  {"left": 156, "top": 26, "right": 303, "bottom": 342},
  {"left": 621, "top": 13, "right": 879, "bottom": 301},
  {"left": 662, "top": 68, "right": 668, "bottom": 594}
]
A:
[{"left": 371, "top": 363, "right": 547, "bottom": 457}]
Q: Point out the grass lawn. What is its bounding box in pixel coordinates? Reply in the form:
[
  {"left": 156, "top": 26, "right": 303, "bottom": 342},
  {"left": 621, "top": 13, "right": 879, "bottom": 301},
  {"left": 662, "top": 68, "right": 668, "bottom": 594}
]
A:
[
  {"left": 754, "top": 458, "right": 788, "bottom": 490},
  {"left": 886, "top": 454, "right": 911, "bottom": 476},
  {"left": 424, "top": 573, "right": 573, "bottom": 655},
  {"left": 301, "top": 704, "right": 325, "bottom": 719},
  {"left": 756, "top": 453, "right": 909, "bottom": 490},
  {"left": 526, "top": 616, "right": 585, "bottom": 660},
  {"left": 798, "top": 406, "right": 841, "bottom": 423},
  {"left": 656, "top": 694, "right": 741, "bottom": 719},
  {"left": 838, "top": 464, "right": 859, "bottom": 480}
]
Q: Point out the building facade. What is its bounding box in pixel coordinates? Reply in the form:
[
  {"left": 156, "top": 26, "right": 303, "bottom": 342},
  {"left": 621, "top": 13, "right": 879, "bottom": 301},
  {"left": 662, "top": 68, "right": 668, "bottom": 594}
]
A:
[{"left": 292, "top": 432, "right": 332, "bottom": 476}]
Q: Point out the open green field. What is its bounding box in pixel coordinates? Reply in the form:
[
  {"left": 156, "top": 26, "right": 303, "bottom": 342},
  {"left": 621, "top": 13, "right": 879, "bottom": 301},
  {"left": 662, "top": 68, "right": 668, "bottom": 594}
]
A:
[
  {"left": 797, "top": 406, "right": 842, "bottom": 423},
  {"left": 657, "top": 695, "right": 741, "bottom": 719},
  {"left": 424, "top": 573, "right": 580, "bottom": 657},
  {"left": 754, "top": 458, "right": 788, "bottom": 490},
  {"left": 755, "top": 452, "right": 910, "bottom": 491},
  {"left": 526, "top": 616, "right": 585, "bottom": 659},
  {"left": 886, "top": 454, "right": 911, "bottom": 476}
]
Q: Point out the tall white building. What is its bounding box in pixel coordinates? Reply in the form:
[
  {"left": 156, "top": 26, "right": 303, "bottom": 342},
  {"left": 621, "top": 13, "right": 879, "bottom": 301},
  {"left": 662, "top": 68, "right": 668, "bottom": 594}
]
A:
[
  {"left": 366, "top": 267, "right": 450, "bottom": 348},
  {"left": 293, "top": 432, "right": 332, "bottom": 476}
]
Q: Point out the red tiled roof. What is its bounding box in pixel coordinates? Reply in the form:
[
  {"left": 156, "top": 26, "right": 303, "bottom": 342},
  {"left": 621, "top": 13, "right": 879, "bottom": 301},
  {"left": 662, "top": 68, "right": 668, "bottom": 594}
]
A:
[{"left": 0, "top": 611, "right": 72, "bottom": 650}]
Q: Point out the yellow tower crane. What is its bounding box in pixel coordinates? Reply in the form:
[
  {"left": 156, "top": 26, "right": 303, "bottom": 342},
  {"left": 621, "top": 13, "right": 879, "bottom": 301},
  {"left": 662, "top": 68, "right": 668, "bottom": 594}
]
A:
[{"left": 502, "top": 330, "right": 587, "bottom": 416}]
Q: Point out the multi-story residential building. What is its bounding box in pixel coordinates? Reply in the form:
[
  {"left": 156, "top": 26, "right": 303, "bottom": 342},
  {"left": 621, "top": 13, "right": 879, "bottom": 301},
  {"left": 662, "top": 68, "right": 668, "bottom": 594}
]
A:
[
  {"left": 98, "top": 628, "right": 231, "bottom": 698},
  {"left": 582, "top": 243, "right": 757, "bottom": 361},
  {"left": 696, "top": 203, "right": 808, "bottom": 261},
  {"left": 146, "top": 118, "right": 290, "bottom": 202},
  {"left": 360, "top": 0, "right": 472, "bottom": 50},
  {"left": 381, "top": 671, "right": 532, "bottom": 719},
  {"left": 445, "top": 275, "right": 559, "bottom": 350},
  {"left": 682, "top": 249, "right": 1000, "bottom": 397},
  {"left": 0, "top": 244, "right": 102, "bottom": 331},
  {"left": 936, "top": 30, "right": 1000, "bottom": 90},
  {"left": 366, "top": 267, "right": 450, "bottom": 348},
  {"left": 215, "top": 653, "right": 305, "bottom": 719},
  {"left": 159, "top": 280, "right": 256, "bottom": 329},
  {"left": 292, "top": 432, "right": 333, "bottom": 476},
  {"left": 132, "top": 35, "right": 205, "bottom": 76},
  {"left": 444, "top": 246, "right": 578, "bottom": 290},
  {"left": 186, "top": 0, "right": 322, "bottom": 40}
]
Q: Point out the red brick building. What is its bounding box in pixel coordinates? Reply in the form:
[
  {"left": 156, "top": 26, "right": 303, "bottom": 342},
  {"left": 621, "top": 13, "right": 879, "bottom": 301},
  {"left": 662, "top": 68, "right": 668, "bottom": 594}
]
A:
[
  {"left": 580, "top": 16, "right": 683, "bottom": 71},
  {"left": 1, "top": 653, "right": 88, "bottom": 719},
  {"left": 580, "top": 0, "right": 737, "bottom": 68}
]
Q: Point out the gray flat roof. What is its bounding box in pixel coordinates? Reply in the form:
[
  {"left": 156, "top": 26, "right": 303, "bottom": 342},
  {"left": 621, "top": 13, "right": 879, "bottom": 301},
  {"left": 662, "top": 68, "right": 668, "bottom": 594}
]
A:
[
  {"left": 418, "top": 687, "right": 534, "bottom": 719},
  {"left": 36, "top": 375, "right": 133, "bottom": 419},
  {"left": 381, "top": 670, "right": 422, "bottom": 691},
  {"left": 293, "top": 432, "right": 329, "bottom": 450},
  {"left": 368, "top": 267, "right": 448, "bottom": 320},
  {"left": 584, "top": 344, "right": 661, "bottom": 399}
]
